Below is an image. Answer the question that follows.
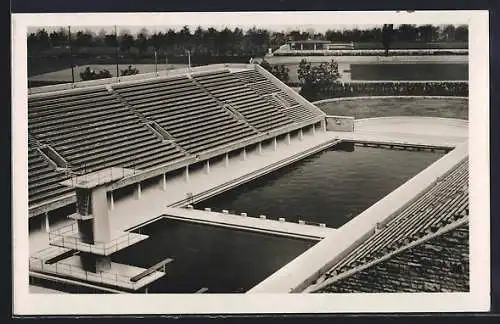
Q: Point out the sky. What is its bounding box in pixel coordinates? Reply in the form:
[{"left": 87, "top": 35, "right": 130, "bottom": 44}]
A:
[{"left": 26, "top": 11, "right": 468, "bottom": 35}]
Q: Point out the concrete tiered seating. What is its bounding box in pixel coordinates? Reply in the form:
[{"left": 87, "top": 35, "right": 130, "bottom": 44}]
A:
[
  {"left": 324, "top": 158, "right": 469, "bottom": 278},
  {"left": 317, "top": 224, "right": 469, "bottom": 293},
  {"left": 28, "top": 87, "right": 186, "bottom": 175},
  {"left": 112, "top": 75, "right": 258, "bottom": 154},
  {"left": 28, "top": 139, "right": 72, "bottom": 206},
  {"left": 233, "top": 70, "right": 320, "bottom": 122},
  {"left": 193, "top": 70, "right": 294, "bottom": 132}
]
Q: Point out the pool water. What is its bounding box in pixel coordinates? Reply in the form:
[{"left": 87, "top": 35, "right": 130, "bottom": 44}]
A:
[
  {"left": 112, "top": 218, "right": 317, "bottom": 293},
  {"left": 196, "top": 145, "right": 444, "bottom": 228}
]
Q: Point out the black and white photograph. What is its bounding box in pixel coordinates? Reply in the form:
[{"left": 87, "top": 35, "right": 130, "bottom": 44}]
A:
[{"left": 12, "top": 10, "right": 490, "bottom": 315}]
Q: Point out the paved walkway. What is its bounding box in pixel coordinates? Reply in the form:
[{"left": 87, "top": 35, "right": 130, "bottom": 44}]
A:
[
  {"left": 163, "top": 207, "right": 335, "bottom": 240},
  {"left": 335, "top": 117, "right": 469, "bottom": 148}
]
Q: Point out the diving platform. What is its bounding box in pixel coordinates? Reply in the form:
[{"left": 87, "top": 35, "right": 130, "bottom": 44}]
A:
[
  {"left": 60, "top": 167, "right": 136, "bottom": 189},
  {"left": 30, "top": 254, "right": 165, "bottom": 291},
  {"left": 48, "top": 222, "right": 149, "bottom": 256}
]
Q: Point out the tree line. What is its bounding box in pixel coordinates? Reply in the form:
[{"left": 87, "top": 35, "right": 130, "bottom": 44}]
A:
[{"left": 28, "top": 24, "right": 468, "bottom": 58}]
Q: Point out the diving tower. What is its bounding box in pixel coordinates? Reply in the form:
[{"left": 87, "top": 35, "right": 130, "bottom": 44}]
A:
[{"left": 31, "top": 167, "right": 171, "bottom": 292}]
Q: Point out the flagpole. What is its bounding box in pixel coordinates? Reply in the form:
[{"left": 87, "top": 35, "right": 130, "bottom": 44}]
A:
[
  {"left": 115, "top": 25, "right": 119, "bottom": 79},
  {"left": 154, "top": 50, "right": 158, "bottom": 76},
  {"left": 68, "top": 26, "right": 75, "bottom": 84}
]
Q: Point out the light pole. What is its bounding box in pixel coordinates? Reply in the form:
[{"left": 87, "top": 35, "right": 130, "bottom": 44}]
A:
[
  {"left": 154, "top": 50, "right": 158, "bottom": 76},
  {"left": 186, "top": 49, "right": 191, "bottom": 72},
  {"left": 115, "top": 25, "right": 119, "bottom": 79},
  {"left": 68, "top": 26, "right": 75, "bottom": 84}
]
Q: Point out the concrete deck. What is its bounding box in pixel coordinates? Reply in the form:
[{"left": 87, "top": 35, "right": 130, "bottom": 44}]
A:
[
  {"left": 162, "top": 207, "right": 335, "bottom": 240},
  {"left": 336, "top": 117, "right": 468, "bottom": 148}
]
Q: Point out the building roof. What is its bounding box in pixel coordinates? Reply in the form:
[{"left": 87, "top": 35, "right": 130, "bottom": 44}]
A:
[{"left": 289, "top": 40, "right": 331, "bottom": 44}]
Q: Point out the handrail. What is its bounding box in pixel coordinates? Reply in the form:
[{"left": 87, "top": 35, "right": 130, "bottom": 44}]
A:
[
  {"left": 29, "top": 256, "right": 143, "bottom": 290},
  {"left": 48, "top": 222, "right": 147, "bottom": 255}
]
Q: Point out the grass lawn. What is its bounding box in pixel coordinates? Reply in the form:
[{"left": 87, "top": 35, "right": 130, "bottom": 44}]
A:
[
  {"left": 315, "top": 97, "right": 468, "bottom": 120},
  {"left": 28, "top": 64, "right": 187, "bottom": 82}
]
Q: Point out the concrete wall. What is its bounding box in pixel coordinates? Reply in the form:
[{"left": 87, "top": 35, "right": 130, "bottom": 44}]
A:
[
  {"left": 91, "top": 186, "right": 111, "bottom": 243},
  {"left": 325, "top": 115, "right": 355, "bottom": 132}
]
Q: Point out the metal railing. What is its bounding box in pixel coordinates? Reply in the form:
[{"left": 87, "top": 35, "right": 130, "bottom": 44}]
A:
[
  {"left": 48, "top": 222, "right": 147, "bottom": 255},
  {"left": 29, "top": 256, "right": 164, "bottom": 290}
]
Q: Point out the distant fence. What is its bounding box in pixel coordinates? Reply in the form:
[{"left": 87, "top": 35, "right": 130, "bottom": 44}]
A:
[{"left": 273, "top": 49, "right": 468, "bottom": 57}]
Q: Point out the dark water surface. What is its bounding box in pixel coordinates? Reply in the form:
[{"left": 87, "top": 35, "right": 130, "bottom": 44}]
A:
[
  {"left": 196, "top": 146, "right": 444, "bottom": 228},
  {"left": 112, "top": 218, "right": 316, "bottom": 293}
]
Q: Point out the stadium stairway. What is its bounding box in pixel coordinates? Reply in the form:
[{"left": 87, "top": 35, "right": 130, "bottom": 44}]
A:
[
  {"left": 233, "top": 69, "right": 321, "bottom": 122},
  {"left": 106, "top": 86, "right": 191, "bottom": 156},
  {"left": 188, "top": 74, "right": 261, "bottom": 134},
  {"left": 28, "top": 135, "right": 73, "bottom": 206},
  {"left": 111, "top": 74, "right": 259, "bottom": 155},
  {"left": 28, "top": 86, "right": 188, "bottom": 208},
  {"left": 192, "top": 70, "right": 295, "bottom": 132}
]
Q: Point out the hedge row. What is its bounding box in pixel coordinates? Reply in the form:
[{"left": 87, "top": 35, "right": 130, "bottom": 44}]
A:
[{"left": 300, "top": 81, "right": 468, "bottom": 101}]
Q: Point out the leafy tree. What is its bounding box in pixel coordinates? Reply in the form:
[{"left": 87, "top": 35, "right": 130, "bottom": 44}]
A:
[
  {"left": 397, "top": 24, "right": 418, "bottom": 42},
  {"left": 440, "top": 25, "right": 456, "bottom": 41},
  {"left": 80, "top": 67, "right": 112, "bottom": 80},
  {"left": 35, "top": 29, "right": 51, "bottom": 49},
  {"left": 74, "top": 30, "right": 94, "bottom": 48},
  {"left": 259, "top": 59, "right": 290, "bottom": 83},
  {"left": 49, "top": 28, "right": 68, "bottom": 47},
  {"left": 381, "top": 24, "right": 394, "bottom": 56},
  {"left": 119, "top": 30, "right": 134, "bottom": 53},
  {"left": 454, "top": 25, "right": 468, "bottom": 42},
  {"left": 120, "top": 65, "right": 140, "bottom": 76},
  {"left": 297, "top": 59, "right": 341, "bottom": 101},
  {"left": 418, "top": 25, "right": 439, "bottom": 42},
  {"left": 136, "top": 28, "right": 149, "bottom": 53}
]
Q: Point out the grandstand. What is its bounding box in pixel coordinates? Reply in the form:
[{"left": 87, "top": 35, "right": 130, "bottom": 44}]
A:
[
  {"left": 26, "top": 63, "right": 469, "bottom": 295},
  {"left": 27, "top": 63, "right": 325, "bottom": 219}
]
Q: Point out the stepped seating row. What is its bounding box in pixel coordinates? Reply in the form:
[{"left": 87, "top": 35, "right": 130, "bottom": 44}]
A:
[
  {"left": 112, "top": 74, "right": 258, "bottom": 153},
  {"left": 28, "top": 88, "right": 187, "bottom": 176},
  {"left": 316, "top": 224, "right": 469, "bottom": 293},
  {"left": 193, "top": 70, "right": 294, "bottom": 132},
  {"left": 28, "top": 141, "right": 73, "bottom": 205},
  {"left": 27, "top": 68, "right": 316, "bottom": 208},
  {"left": 233, "top": 70, "right": 321, "bottom": 123},
  {"left": 29, "top": 87, "right": 110, "bottom": 109},
  {"left": 324, "top": 158, "right": 469, "bottom": 278}
]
